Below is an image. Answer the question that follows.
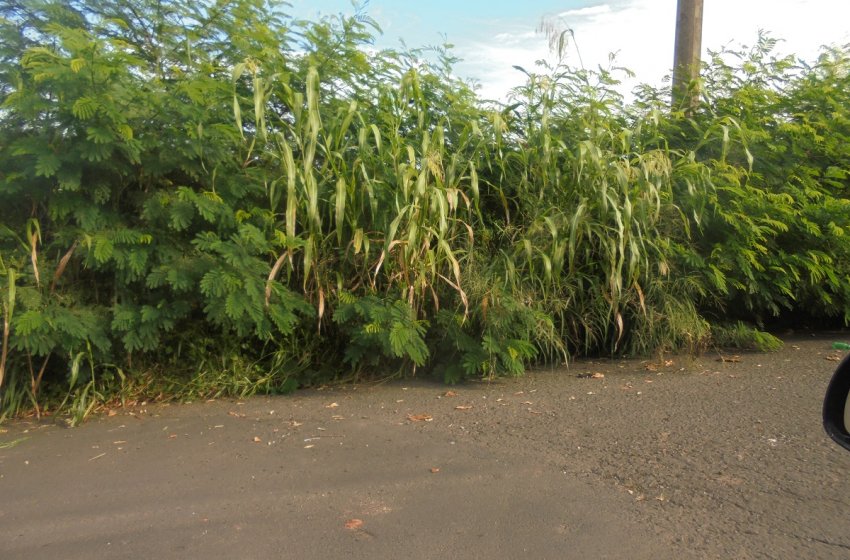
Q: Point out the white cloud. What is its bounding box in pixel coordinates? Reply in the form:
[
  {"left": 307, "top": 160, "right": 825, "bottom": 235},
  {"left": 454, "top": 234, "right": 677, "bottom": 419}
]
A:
[
  {"left": 556, "top": 5, "right": 613, "bottom": 19},
  {"left": 455, "top": 0, "right": 850, "bottom": 101},
  {"left": 457, "top": 34, "right": 549, "bottom": 101},
  {"left": 492, "top": 30, "right": 539, "bottom": 44}
]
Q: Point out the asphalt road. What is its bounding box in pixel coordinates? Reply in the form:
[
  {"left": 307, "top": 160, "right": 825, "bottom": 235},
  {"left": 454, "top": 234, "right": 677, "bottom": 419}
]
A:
[{"left": 2, "top": 334, "right": 849, "bottom": 559}]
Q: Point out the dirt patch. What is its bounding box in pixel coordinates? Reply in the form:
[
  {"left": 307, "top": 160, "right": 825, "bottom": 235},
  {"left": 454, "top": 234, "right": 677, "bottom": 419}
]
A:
[{"left": 1, "top": 334, "right": 849, "bottom": 558}]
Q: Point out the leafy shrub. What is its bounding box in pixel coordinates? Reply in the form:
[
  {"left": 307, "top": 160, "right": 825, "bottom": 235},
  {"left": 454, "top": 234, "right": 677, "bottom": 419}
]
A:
[
  {"left": 638, "top": 34, "right": 850, "bottom": 325},
  {"left": 334, "top": 293, "right": 430, "bottom": 370},
  {"left": 0, "top": 3, "right": 847, "bottom": 418}
]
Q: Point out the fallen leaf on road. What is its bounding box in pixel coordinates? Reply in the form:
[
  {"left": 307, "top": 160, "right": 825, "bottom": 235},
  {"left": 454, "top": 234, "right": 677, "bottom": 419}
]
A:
[
  {"left": 454, "top": 405, "right": 473, "bottom": 410},
  {"left": 344, "top": 519, "right": 364, "bottom": 530},
  {"left": 107, "top": 410, "right": 117, "bottom": 417},
  {"left": 407, "top": 414, "right": 433, "bottom": 422},
  {"left": 332, "top": 415, "right": 345, "bottom": 420},
  {"left": 289, "top": 421, "right": 303, "bottom": 427},
  {"left": 325, "top": 402, "right": 339, "bottom": 408},
  {"left": 826, "top": 354, "right": 842, "bottom": 362},
  {"left": 591, "top": 372, "right": 605, "bottom": 379},
  {"left": 717, "top": 355, "right": 741, "bottom": 363},
  {"left": 0, "top": 437, "right": 28, "bottom": 449},
  {"left": 443, "top": 391, "right": 457, "bottom": 397},
  {"left": 430, "top": 467, "right": 440, "bottom": 473},
  {"left": 521, "top": 401, "right": 533, "bottom": 405},
  {"left": 228, "top": 411, "right": 245, "bottom": 418},
  {"left": 253, "top": 436, "right": 261, "bottom": 443},
  {"left": 304, "top": 444, "right": 315, "bottom": 449}
]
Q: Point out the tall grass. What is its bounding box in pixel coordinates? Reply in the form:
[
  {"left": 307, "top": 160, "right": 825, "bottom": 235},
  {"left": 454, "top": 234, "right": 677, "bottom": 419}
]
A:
[{"left": 0, "top": 2, "right": 847, "bottom": 418}]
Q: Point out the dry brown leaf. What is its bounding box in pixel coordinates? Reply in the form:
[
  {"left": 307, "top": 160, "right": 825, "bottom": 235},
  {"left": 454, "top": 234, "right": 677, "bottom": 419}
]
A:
[
  {"left": 591, "top": 372, "right": 605, "bottom": 379},
  {"left": 826, "top": 354, "right": 842, "bottom": 362},
  {"left": 454, "top": 405, "right": 473, "bottom": 410},
  {"left": 521, "top": 401, "right": 533, "bottom": 405},
  {"left": 344, "top": 519, "right": 364, "bottom": 530},
  {"left": 228, "top": 411, "right": 245, "bottom": 418},
  {"left": 430, "top": 467, "right": 440, "bottom": 474},
  {"left": 107, "top": 409, "right": 118, "bottom": 417},
  {"left": 407, "top": 414, "right": 433, "bottom": 422},
  {"left": 252, "top": 436, "right": 261, "bottom": 443},
  {"left": 325, "top": 402, "right": 340, "bottom": 408},
  {"left": 717, "top": 355, "right": 742, "bottom": 363},
  {"left": 443, "top": 391, "right": 458, "bottom": 397}
]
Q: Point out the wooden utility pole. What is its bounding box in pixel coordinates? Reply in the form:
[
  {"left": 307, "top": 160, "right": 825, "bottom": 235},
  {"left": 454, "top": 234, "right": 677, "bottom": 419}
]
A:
[{"left": 672, "top": 0, "right": 704, "bottom": 110}]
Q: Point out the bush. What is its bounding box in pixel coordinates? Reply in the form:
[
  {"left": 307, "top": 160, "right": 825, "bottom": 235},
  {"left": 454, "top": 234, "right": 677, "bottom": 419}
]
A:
[{"left": 0, "top": 3, "right": 847, "bottom": 418}]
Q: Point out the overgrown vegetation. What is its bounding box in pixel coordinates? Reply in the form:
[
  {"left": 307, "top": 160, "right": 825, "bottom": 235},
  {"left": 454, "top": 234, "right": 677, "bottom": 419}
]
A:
[{"left": 0, "top": 1, "right": 847, "bottom": 419}]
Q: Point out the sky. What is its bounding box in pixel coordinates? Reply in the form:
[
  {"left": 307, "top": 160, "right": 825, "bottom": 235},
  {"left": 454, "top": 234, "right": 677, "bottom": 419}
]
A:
[{"left": 288, "top": 1, "right": 850, "bottom": 100}]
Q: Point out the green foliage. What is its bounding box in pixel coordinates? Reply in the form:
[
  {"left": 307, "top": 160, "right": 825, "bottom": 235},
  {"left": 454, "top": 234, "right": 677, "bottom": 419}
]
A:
[
  {"left": 0, "top": 0, "right": 314, "bottom": 416},
  {"left": 711, "top": 321, "right": 784, "bottom": 352},
  {"left": 0, "top": 3, "right": 847, "bottom": 418},
  {"left": 334, "top": 293, "right": 430, "bottom": 369},
  {"left": 638, "top": 34, "right": 850, "bottom": 325},
  {"left": 430, "top": 289, "right": 553, "bottom": 383}
]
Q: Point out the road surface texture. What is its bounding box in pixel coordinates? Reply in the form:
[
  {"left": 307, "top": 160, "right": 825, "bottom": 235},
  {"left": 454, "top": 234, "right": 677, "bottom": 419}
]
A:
[{"left": 2, "top": 334, "right": 849, "bottom": 559}]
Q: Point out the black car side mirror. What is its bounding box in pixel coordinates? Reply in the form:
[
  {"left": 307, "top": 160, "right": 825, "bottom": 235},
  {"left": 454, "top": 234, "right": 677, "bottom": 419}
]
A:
[{"left": 823, "top": 353, "right": 850, "bottom": 452}]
